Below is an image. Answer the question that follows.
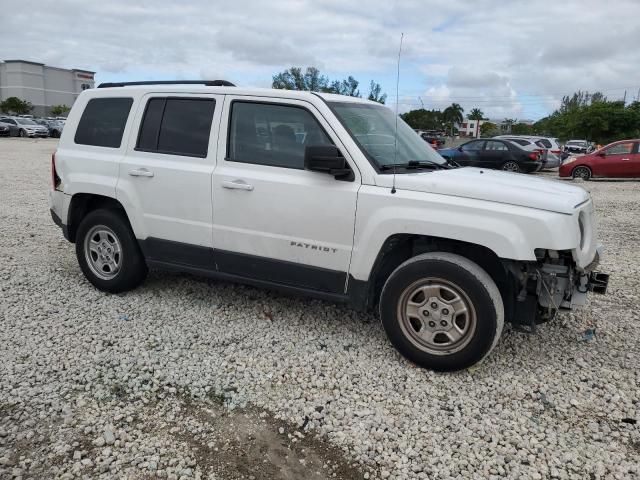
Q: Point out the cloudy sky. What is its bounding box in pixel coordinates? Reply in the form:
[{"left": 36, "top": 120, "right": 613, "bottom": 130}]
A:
[{"left": 2, "top": 0, "right": 639, "bottom": 120}]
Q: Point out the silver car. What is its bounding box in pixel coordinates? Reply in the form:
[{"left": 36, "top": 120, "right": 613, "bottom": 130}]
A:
[{"left": 0, "top": 116, "right": 49, "bottom": 137}]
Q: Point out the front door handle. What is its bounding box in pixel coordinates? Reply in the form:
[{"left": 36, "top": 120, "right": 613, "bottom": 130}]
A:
[
  {"left": 128, "top": 168, "right": 154, "bottom": 177},
  {"left": 222, "top": 180, "right": 254, "bottom": 191}
]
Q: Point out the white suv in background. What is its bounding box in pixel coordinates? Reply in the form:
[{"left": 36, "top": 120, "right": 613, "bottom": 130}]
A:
[{"left": 49, "top": 80, "right": 608, "bottom": 371}]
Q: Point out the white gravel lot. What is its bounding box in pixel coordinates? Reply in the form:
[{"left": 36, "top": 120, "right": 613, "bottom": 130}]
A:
[{"left": 1, "top": 137, "right": 639, "bottom": 480}]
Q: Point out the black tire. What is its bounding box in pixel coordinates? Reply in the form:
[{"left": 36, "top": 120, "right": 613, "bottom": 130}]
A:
[
  {"left": 379, "top": 252, "right": 504, "bottom": 371},
  {"left": 52, "top": 130, "right": 60, "bottom": 138},
  {"left": 572, "top": 166, "right": 591, "bottom": 180},
  {"left": 75, "top": 209, "right": 147, "bottom": 293},
  {"left": 501, "top": 160, "right": 520, "bottom": 172},
  {"left": 19, "top": 129, "right": 26, "bottom": 137}
]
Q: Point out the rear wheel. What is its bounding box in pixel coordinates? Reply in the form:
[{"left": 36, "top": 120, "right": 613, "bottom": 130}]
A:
[
  {"left": 572, "top": 166, "right": 591, "bottom": 180},
  {"left": 76, "top": 209, "right": 147, "bottom": 293},
  {"left": 380, "top": 252, "right": 504, "bottom": 371},
  {"left": 501, "top": 161, "right": 520, "bottom": 172}
]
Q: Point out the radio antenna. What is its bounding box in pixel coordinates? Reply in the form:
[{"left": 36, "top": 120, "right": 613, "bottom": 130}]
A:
[{"left": 391, "top": 33, "right": 404, "bottom": 194}]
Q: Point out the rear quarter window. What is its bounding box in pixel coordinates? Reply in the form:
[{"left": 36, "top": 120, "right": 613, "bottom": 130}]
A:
[
  {"left": 135, "top": 97, "right": 215, "bottom": 158},
  {"left": 74, "top": 97, "right": 133, "bottom": 148}
]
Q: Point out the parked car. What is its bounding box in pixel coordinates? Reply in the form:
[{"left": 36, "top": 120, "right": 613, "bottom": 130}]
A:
[
  {"left": 49, "top": 80, "right": 607, "bottom": 371},
  {"left": 0, "top": 116, "right": 49, "bottom": 137},
  {"left": 564, "top": 140, "right": 590, "bottom": 155},
  {"left": 495, "top": 135, "right": 563, "bottom": 169},
  {"left": 494, "top": 136, "right": 548, "bottom": 167},
  {"left": 438, "top": 138, "right": 542, "bottom": 173},
  {"left": 418, "top": 130, "right": 445, "bottom": 148},
  {"left": 559, "top": 139, "right": 640, "bottom": 179},
  {"left": 0, "top": 121, "right": 10, "bottom": 137},
  {"left": 34, "top": 118, "right": 64, "bottom": 138}
]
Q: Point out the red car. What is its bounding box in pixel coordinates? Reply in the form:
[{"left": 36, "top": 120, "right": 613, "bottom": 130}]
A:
[{"left": 559, "top": 139, "right": 640, "bottom": 180}]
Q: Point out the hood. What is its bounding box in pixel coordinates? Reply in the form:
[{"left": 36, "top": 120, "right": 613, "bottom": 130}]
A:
[{"left": 390, "top": 167, "right": 589, "bottom": 214}]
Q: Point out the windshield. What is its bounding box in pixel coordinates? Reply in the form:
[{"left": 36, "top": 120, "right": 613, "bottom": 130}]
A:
[
  {"left": 17, "top": 118, "right": 37, "bottom": 125},
  {"left": 329, "top": 102, "right": 446, "bottom": 169}
]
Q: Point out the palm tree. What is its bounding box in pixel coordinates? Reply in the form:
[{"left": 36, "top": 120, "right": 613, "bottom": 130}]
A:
[
  {"left": 468, "top": 108, "right": 484, "bottom": 138},
  {"left": 442, "top": 103, "right": 464, "bottom": 136}
]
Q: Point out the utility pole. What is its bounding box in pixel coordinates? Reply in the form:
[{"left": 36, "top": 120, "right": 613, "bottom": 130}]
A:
[
  {"left": 636, "top": 87, "right": 640, "bottom": 102},
  {"left": 418, "top": 97, "right": 424, "bottom": 109},
  {"left": 623, "top": 90, "right": 627, "bottom": 104}
]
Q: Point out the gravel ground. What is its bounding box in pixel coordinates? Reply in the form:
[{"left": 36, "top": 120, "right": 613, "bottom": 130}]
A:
[{"left": 1, "top": 137, "right": 638, "bottom": 480}]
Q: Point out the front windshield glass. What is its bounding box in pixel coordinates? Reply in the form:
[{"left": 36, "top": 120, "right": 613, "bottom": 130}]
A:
[
  {"left": 329, "top": 102, "right": 446, "bottom": 168},
  {"left": 17, "top": 118, "right": 37, "bottom": 125}
]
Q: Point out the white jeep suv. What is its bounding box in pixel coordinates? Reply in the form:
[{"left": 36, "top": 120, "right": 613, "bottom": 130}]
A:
[{"left": 49, "top": 80, "right": 608, "bottom": 371}]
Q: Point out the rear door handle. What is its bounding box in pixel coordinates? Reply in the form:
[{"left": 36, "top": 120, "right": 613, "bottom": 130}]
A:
[
  {"left": 128, "top": 168, "right": 154, "bottom": 177},
  {"left": 222, "top": 180, "right": 253, "bottom": 191}
]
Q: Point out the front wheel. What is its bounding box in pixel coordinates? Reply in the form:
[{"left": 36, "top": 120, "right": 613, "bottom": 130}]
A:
[
  {"left": 572, "top": 166, "right": 591, "bottom": 180},
  {"left": 76, "top": 209, "right": 148, "bottom": 293},
  {"left": 501, "top": 161, "right": 520, "bottom": 172},
  {"left": 380, "top": 252, "right": 504, "bottom": 371},
  {"left": 19, "top": 129, "right": 26, "bottom": 137}
]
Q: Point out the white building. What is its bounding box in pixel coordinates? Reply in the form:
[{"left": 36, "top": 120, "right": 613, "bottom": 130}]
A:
[
  {"left": 0, "top": 59, "right": 95, "bottom": 116},
  {"left": 458, "top": 117, "right": 486, "bottom": 138}
]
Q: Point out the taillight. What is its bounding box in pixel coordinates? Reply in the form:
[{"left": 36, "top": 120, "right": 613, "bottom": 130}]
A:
[
  {"left": 528, "top": 152, "right": 539, "bottom": 161},
  {"left": 51, "top": 150, "right": 61, "bottom": 190},
  {"left": 551, "top": 150, "right": 561, "bottom": 155}
]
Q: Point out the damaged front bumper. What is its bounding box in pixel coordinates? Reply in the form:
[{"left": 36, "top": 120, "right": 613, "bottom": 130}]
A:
[{"left": 509, "top": 246, "right": 609, "bottom": 332}]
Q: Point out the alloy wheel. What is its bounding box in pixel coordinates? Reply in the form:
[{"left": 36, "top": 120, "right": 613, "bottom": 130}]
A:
[
  {"left": 83, "top": 225, "right": 123, "bottom": 280},
  {"left": 397, "top": 278, "right": 477, "bottom": 355},
  {"left": 502, "top": 161, "right": 520, "bottom": 172}
]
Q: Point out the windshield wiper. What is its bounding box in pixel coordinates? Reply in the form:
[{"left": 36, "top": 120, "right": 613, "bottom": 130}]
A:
[{"left": 380, "top": 160, "right": 451, "bottom": 171}]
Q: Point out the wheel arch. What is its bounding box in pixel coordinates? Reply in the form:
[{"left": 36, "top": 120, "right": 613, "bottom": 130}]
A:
[
  {"left": 66, "top": 193, "right": 128, "bottom": 243},
  {"left": 349, "top": 233, "right": 515, "bottom": 320}
]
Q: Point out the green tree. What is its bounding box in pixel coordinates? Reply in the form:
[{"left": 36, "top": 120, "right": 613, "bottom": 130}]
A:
[
  {"left": 272, "top": 67, "right": 386, "bottom": 101},
  {"left": 0, "top": 97, "right": 33, "bottom": 115},
  {"left": 442, "top": 103, "right": 464, "bottom": 136},
  {"left": 326, "top": 76, "right": 360, "bottom": 97},
  {"left": 272, "top": 67, "right": 329, "bottom": 91},
  {"left": 50, "top": 104, "right": 70, "bottom": 116},
  {"left": 480, "top": 121, "right": 498, "bottom": 137},
  {"left": 400, "top": 109, "right": 444, "bottom": 130},
  {"left": 533, "top": 91, "right": 638, "bottom": 143},
  {"left": 468, "top": 108, "right": 484, "bottom": 138},
  {"left": 367, "top": 81, "right": 387, "bottom": 104},
  {"left": 511, "top": 122, "right": 532, "bottom": 135}
]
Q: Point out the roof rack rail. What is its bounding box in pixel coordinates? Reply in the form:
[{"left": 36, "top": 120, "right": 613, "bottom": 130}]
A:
[{"left": 97, "top": 80, "right": 235, "bottom": 88}]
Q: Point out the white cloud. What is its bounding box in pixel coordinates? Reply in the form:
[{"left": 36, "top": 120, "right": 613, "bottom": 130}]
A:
[{"left": 1, "top": 0, "right": 638, "bottom": 118}]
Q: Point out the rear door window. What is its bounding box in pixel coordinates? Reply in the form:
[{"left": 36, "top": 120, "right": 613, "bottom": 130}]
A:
[
  {"left": 75, "top": 97, "right": 133, "bottom": 148},
  {"left": 485, "top": 140, "right": 508, "bottom": 151},
  {"left": 136, "top": 97, "right": 215, "bottom": 157}
]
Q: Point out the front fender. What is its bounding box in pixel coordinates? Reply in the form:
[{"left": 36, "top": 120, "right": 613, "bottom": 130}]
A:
[{"left": 349, "top": 186, "right": 579, "bottom": 281}]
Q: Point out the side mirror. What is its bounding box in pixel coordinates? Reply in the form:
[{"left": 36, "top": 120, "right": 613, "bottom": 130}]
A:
[
  {"left": 596, "top": 151, "right": 605, "bottom": 157},
  {"left": 457, "top": 146, "right": 463, "bottom": 152},
  {"left": 304, "top": 145, "right": 353, "bottom": 181}
]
